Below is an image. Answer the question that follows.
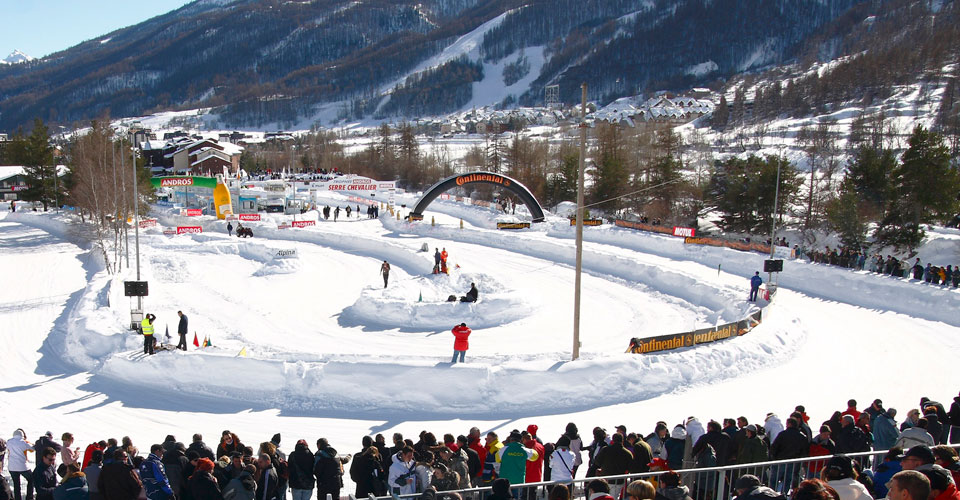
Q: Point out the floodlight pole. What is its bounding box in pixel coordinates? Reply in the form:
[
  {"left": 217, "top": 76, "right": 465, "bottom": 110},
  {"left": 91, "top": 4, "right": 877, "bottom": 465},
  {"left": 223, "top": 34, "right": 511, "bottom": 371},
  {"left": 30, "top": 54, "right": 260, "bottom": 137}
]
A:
[
  {"left": 573, "top": 83, "right": 587, "bottom": 361},
  {"left": 768, "top": 158, "right": 781, "bottom": 288},
  {"left": 132, "top": 144, "right": 142, "bottom": 312}
]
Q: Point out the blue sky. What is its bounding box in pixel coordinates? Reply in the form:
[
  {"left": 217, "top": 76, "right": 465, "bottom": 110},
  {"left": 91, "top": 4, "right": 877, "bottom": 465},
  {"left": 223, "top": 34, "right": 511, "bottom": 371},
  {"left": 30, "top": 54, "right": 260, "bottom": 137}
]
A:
[{"left": 0, "top": 0, "right": 192, "bottom": 59}]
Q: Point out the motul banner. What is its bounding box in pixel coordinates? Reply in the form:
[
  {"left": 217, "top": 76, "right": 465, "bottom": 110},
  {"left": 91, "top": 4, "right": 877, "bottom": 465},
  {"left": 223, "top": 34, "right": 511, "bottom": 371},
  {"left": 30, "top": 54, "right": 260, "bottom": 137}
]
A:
[
  {"left": 292, "top": 220, "right": 316, "bottom": 228},
  {"left": 672, "top": 226, "right": 696, "bottom": 237},
  {"left": 176, "top": 226, "right": 202, "bottom": 234},
  {"left": 183, "top": 209, "right": 203, "bottom": 216},
  {"left": 139, "top": 219, "right": 157, "bottom": 228},
  {"left": 238, "top": 213, "right": 261, "bottom": 221}
]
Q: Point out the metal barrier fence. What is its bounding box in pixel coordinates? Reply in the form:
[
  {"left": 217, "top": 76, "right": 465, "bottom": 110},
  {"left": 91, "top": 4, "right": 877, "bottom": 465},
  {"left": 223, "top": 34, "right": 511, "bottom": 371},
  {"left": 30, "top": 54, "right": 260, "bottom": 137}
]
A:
[{"left": 368, "top": 445, "right": 960, "bottom": 500}]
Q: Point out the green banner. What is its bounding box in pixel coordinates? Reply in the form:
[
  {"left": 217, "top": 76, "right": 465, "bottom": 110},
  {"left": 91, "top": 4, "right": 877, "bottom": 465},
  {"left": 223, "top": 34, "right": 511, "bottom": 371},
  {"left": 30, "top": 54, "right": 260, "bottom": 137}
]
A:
[{"left": 150, "top": 176, "right": 219, "bottom": 189}]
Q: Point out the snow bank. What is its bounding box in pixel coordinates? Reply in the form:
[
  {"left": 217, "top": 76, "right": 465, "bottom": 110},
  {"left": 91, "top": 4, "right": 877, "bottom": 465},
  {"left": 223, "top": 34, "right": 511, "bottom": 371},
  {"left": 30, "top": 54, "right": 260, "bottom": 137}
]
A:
[
  {"left": 340, "top": 271, "right": 531, "bottom": 330},
  {"left": 383, "top": 213, "right": 752, "bottom": 326},
  {"left": 91, "top": 299, "right": 802, "bottom": 417}
]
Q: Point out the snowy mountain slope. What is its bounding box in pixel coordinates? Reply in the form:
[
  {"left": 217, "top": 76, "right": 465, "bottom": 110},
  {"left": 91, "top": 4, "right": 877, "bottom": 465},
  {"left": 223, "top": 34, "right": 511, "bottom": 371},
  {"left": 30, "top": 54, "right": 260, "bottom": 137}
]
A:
[{"left": 1, "top": 49, "right": 34, "bottom": 65}]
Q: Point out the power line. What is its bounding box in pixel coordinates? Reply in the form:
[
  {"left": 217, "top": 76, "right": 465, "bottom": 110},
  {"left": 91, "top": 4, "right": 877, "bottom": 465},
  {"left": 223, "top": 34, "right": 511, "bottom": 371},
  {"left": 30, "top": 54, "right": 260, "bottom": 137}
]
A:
[{"left": 580, "top": 178, "right": 684, "bottom": 210}]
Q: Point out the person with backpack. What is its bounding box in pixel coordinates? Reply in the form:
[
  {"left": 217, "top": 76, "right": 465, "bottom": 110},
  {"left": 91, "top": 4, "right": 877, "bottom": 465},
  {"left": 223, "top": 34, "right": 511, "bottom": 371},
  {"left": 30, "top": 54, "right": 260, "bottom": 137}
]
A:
[
  {"left": 549, "top": 436, "right": 575, "bottom": 488},
  {"left": 222, "top": 465, "right": 256, "bottom": 500},
  {"left": 454, "top": 436, "right": 481, "bottom": 488},
  {"left": 160, "top": 444, "right": 188, "bottom": 499},
  {"left": 353, "top": 446, "right": 386, "bottom": 497},
  {"left": 286, "top": 440, "right": 314, "bottom": 500},
  {"left": 312, "top": 439, "right": 344, "bottom": 500}
]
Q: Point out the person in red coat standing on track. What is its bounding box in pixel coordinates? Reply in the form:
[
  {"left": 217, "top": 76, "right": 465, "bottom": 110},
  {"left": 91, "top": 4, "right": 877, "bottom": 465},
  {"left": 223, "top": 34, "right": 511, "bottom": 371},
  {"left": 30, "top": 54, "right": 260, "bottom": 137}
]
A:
[{"left": 451, "top": 323, "right": 471, "bottom": 363}]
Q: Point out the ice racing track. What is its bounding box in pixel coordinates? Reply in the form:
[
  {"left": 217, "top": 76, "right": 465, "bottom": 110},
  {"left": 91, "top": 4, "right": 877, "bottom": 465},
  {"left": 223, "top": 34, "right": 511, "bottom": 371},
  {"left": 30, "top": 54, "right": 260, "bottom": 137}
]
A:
[{"left": 5, "top": 201, "right": 960, "bottom": 420}]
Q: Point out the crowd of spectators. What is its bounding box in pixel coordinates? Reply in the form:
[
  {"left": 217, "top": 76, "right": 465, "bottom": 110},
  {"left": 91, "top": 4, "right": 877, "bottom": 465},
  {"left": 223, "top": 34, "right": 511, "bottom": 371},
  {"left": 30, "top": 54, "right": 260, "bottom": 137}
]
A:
[
  {"left": 796, "top": 245, "right": 960, "bottom": 288},
  {"left": 1, "top": 394, "right": 959, "bottom": 500}
]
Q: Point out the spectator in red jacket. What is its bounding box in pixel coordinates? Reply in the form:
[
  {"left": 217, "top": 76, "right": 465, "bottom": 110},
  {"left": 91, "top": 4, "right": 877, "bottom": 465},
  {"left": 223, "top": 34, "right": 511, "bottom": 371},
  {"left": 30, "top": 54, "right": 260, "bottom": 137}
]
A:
[
  {"left": 451, "top": 323, "right": 471, "bottom": 363},
  {"left": 842, "top": 399, "right": 862, "bottom": 423},
  {"left": 522, "top": 430, "right": 545, "bottom": 484}
]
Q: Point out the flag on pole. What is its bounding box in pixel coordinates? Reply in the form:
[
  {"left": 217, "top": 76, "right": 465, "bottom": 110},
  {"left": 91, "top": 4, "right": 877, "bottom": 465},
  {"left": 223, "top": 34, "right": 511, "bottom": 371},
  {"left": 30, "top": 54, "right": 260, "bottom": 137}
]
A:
[
  {"left": 204, "top": 336, "right": 212, "bottom": 347},
  {"left": 193, "top": 332, "right": 200, "bottom": 347},
  {"left": 237, "top": 347, "right": 247, "bottom": 357},
  {"left": 418, "top": 291, "right": 422, "bottom": 302}
]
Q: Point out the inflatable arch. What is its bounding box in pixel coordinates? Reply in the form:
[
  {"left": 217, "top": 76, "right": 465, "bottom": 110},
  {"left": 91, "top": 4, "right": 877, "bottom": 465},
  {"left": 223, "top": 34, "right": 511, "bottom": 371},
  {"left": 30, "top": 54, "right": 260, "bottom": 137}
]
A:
[{"left": 410, "top": 172, "right": 546, "bottom": 222}]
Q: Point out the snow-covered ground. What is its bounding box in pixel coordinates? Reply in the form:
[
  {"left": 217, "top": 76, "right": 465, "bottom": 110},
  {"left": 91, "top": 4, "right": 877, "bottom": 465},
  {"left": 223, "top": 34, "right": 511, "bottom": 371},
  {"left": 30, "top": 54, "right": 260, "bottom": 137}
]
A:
[{"left": 2, "top": 195, "right": 959, "bottom": 492}]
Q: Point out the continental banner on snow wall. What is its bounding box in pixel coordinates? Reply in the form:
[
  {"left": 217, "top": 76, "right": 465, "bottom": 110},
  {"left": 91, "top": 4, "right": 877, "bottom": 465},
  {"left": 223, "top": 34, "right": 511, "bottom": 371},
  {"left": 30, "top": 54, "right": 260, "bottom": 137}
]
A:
[
  {"left": 627, "top": 310, "right": 763, "bottom": 354},
  {"left": 614, "top": 219, "right": 773, "bottom": 255}
]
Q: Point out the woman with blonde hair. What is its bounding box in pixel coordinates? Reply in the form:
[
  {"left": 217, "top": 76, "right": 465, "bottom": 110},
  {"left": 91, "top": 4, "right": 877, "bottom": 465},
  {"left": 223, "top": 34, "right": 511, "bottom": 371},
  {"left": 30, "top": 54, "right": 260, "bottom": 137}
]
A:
[{"left": 625, "top": 479, "right": 656, "bottom": 500}]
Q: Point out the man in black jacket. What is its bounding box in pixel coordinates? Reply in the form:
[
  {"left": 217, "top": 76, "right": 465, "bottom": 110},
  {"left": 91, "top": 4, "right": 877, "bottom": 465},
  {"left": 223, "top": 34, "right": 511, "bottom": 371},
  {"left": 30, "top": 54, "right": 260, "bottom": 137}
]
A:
[
  {"left": 348, "top": 437, "right": 374, "bottom": 498},
  {"left": 256, "top": 454, "right": 278, "bottom": 500},
  {"left": 33, "top": 434, "right": 61, "bottom": 455},
  {"left": 769, "top": 417, "right": 808, "bottom": 494},
  {"left": 733, "top": 474, "right": 785, "bottom": 500},
  {"left": 98, "top": 450, "right": 142, "bottom": 500},
  {"left": 176, "top": 311, "right": 189, "bottom": 351},
  {"left": 313, "top": 440, "right": 344, "bottom": 500},
  {"left": 32, "top": 449, "right": 57, "bottom": 500},
  {"left": 692, "top": 421, "right": 734, "bottom": 466},
  {"left": 835, "top": 415, "right": 871, "bottom": 453},
  {"left": 287, "top": 440, "right": 315, "bottom": 500},
  {"left": 161, "top": 443, "right": 189, "bottom": 499},
  {"left": 187, "top": 435, "right": 215, "bottom": 462}
]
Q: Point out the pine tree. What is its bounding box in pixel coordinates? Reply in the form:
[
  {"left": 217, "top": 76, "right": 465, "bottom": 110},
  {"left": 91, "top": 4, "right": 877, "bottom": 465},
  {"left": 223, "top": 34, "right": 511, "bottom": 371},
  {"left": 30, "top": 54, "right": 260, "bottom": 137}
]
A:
[
  {"left": 545, "top": 146, "right": 579, "bottom": 208},
  {"left": 709, "top": 155, "right": 800, "bottom": 233},
  {"left": 843, "top": 146, "right": 896, "bottom": 220},
  {"left": 396, "top": 122, "right": 421, "bottom": 188},
  {"left": 825, "top": 188, "right": 869, "bottom": 250},
  {"left": 9, "top": 119, "right": 57, "bottom": 210},
  {"left": 588, "top": 123, "right": 628, "bottom": 214},
  {"left": 874, "top": 126, "right": 960, "bottom": 251},
  {"left": 712, "top": 95, "right": 729, "bottom": 130}
]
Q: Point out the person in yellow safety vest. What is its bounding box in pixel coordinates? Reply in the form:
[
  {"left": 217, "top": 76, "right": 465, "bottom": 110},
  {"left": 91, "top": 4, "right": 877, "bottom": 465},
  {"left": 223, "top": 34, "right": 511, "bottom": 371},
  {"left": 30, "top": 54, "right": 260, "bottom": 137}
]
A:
[{"left": 141, "top": 313, "right": 156, "bottom": 355}]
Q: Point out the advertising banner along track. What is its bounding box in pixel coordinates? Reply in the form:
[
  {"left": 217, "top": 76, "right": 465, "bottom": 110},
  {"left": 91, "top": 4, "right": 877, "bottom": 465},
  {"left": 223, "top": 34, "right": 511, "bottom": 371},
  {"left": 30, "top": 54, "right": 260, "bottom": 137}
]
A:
[{"left": 627, "top": 310, "right": 762, "bottom": 354}]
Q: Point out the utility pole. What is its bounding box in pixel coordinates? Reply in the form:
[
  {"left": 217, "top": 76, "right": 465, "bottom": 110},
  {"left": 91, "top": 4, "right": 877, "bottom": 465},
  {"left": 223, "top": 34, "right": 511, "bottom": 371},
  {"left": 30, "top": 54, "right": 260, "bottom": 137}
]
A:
[
  {"left": 768, "top": 157, "right": 782, "bottom": 290},
  {"left": 573, "top": 83, "right": 587, "bottom": 361},
  {"left": 132, "top": 144, "right": 142, "bottom": 314},
  {"left": 122, "top": 139, "right": 129, "bottom": 269}
]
